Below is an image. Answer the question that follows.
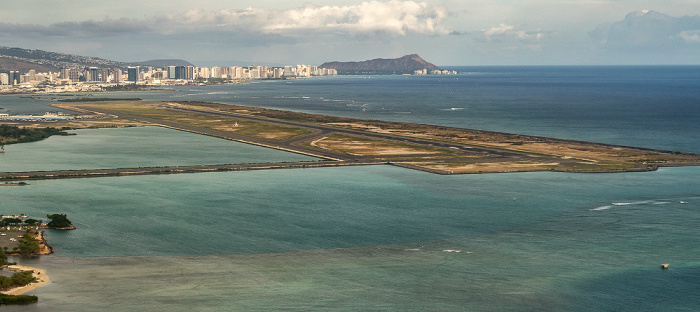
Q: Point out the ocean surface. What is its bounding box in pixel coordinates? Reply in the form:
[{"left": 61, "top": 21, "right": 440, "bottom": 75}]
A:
[{"left": 2, "top": 66, "right": 699, "bottom": 311}]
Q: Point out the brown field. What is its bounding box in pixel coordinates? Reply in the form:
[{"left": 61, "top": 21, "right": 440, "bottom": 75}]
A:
[{"left": 309, "top": 134, "right": 455, "bottom": 156}]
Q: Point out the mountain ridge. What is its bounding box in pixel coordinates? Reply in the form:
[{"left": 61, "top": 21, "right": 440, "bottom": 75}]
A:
[
  {"left": 133, "top": 59, "right": 195, "bottom": 68},
  {"left": 0, "top": 47, "right": 195, "bottom": 73}
]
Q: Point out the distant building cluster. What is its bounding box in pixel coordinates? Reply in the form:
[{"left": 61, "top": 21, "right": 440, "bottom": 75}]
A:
[
  {"left": 0, "top": 111, "right": 75, "bottom": 121},
  {"left": 0, "top": 64, "right": 337, "bottom": 94},
  {"left": 413, "top": 69, "right": 458, "bottom": 75}
]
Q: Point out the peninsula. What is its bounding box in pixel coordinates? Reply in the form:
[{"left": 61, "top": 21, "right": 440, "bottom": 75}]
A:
[
  {"left": 1, "top": 100, "right": 699, "bottom": 181},
  {"left": 319, "top": 54, "right": 453, "bottom": 75},
  {"left": 0, "top": 214, "right": 73, "bottom": 301}
]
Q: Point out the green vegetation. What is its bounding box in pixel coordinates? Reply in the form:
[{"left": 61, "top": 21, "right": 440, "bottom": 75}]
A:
[
  {"left": 0, "top": 125, "right": 71, "bottom": 145},
  {"left": 0, "top": 247, "right": 39, "bottom": 305},
  {"left": 16, "top": 234, "right": 40, "bottom": 255},
  {"left": 57, "top": 97, "right": 142, "bottom": 102},
  {"left": 0, "top": 246, "right": 7, "bottom": 266},
  {"left": 0, "top": 294, "right": 39, "bottom": 305},
  {"left": 194, "top": 77, "right": 231, "bottom": 84},
  {"left": 0, "top": 231, "right": 42, "bottom": 305},
  {"left": 46, "top": 214, "right": 73, "bottom": 229},
  {"left": 101, "top": 84, "right": 152, "bottom": 92},
  {"left": 0, "top": 269, "right": 39, "bottom": 305},
  {"left": 1, "top": 217, "right": 39, "bottom": 228},
  {"left": 0, "top": 271, "right": 37, "bottom": 290},
  {"left": 0, "top": 218, "right": 21, "bottom": 226}
]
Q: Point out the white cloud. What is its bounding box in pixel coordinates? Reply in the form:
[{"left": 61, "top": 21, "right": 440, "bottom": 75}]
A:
[
  {"left": 481, "top": 24, "right": 544, "bottom": 44},
  {"left": 675, "top": 30, "right": 700, "bottom": 43},
  {"left": 1, "top": 1, "right": 450, "bottom": 39},
  {"left": 265, "top": 1, "right": 449, "bottom": 35},
  {"left": 151, "top": 1, "right": 449, "bottom": 36},
  {"left": 590, "top": 10, "right": 700, "bottom": 48}
]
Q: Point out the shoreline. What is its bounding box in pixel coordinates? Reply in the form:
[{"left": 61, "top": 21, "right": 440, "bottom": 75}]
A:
[
  {"left": 1, "top": 231, "right": 54, "bottom": 296},
  {"left": 36, "top": 230, "right": 54, "bottom": 255},
  {"left": 0, "top": 264, "right": 50, "bottom": 296}
]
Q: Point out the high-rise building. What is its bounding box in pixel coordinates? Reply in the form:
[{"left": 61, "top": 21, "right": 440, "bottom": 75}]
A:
[
  {"left": 167, "top": 66, "right": 176, "bottom": 79},
  {"left": 186, "top": 66, "right": 195, "bottom": 80},
  {"left": 9, "top": 71, "right": 21, "bottom": 85},
  {"left": 113, "top": 68, "right": 122, "bottom": 83},
  {"left": 174, "top": 66, "right": 186, "bottom": 80},
  {"left": 62, "top": 68, "right": 80, "bottom": 82},
  {"left": 127, "top": 66, "right": 140, "bottom": 82},
  {"left": 257, "top": 66, "right": 269, "bottom": 79},
  {"left": 211, "top": 67, "right": 221, "bottom": 79},
  {"left": 249, "top": 67, "right": 260, "bottom": 79},
  {"left": 86, "top": 67, "right": 101, "bottom": 82},
  {"left": 199, "top": 67, "right": 210, "bottom": 79},
  {"left": 0, "top": 73, "right": 8, "bottom": 85},
  {"left": 101, "top": 68, "right": 110, "bottom": 82},
  {"left": 283, "top": 66, "right": 294, "bottom": 77}
]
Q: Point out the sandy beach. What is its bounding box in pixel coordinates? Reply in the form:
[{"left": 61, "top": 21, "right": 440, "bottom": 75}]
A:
[{"left": 0, "top": 264, "right": 50, "bottom": 295}]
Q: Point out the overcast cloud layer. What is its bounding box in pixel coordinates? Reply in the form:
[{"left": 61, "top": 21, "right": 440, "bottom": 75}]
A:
[{"left": 1, "top": 0, "right": 699, "bottom": 65}]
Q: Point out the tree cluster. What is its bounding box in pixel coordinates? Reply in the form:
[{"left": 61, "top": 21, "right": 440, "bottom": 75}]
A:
[
  {"left": 0, "top": 247, "right": 7, "bottom": 266},
  {"left": 0, "top": 294, "right": 39, "bottom": 305},
  {"left": 0, "top": 268, "right": 39, "bottom": 305},
  {"left": 0, "top": 218, "right": 40, "bottom": 228},
  {"left": 16, "top": 235, "right": 40, "bottom": 255},
  {"left": 46, "top": 214, "right": 73, "bottom": 229},
  {"left": 0, "top": 271, "right": 36, "bottom": 291},
  {"left": 0, "top": 125, "right": 69, "bottom": 145}
]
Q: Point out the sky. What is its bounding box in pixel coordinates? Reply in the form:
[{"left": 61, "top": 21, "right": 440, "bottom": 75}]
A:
[{"left": 1, "top": 0, "right": 699, "bottom": 66}]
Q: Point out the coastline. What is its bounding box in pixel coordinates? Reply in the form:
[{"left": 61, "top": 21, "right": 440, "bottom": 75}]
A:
[
  {"left": 36, "top": 230, "right": 54, "bottom": 255},
  {"left": 0, "top": 231, "right": 53, "bottom": 296},
  {"left": 0, "top": 265, "right": 50, "bottom": 295}
]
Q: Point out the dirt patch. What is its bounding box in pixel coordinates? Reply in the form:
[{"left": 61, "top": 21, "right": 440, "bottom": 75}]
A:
[
  {"left": 411, "top": 161, "right": 561, "bottom": 173},
  {"left": 312, "top": 135, "right": 448, "bottom": 156}
]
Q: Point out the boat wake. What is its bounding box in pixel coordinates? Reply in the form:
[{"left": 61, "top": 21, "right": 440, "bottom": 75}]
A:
[{"left": 590, "top": 199, "right": 674, "bottom": 211}]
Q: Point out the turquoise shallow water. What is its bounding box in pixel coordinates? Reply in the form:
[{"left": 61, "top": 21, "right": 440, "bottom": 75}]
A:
[
  {"left": 4, "top": 166, "right": 700, "bottom": 311},
  {"left": 0, "top": 126, "right": 317, "bottom": 172}
]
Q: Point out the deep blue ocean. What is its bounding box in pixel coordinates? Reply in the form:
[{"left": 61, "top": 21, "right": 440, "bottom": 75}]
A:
[{"left": 2, "top": 66, "right": 699, "bottom": 311}]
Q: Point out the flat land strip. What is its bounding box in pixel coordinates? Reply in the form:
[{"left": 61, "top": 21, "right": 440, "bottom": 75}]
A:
[{"left": 1, "top": 100, "right": 699, "bottom": 180}]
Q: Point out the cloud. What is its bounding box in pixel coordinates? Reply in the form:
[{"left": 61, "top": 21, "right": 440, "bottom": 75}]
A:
[
  {"left": 0, "top": 19, "right": 147, "bottom": 38},
  {"left": 150, "top": 1, "right": 450, "bottom": 36},
  {"left": 266, "top": 1, "right": 449, "bottom": 36},
  {"left": 590, "top": 10, "right": 700, "bottom": 48},
  {"left": 1, "top": 1, "right": 450, "bottom": 42},
  {"left": 675, "top": 30, "right": 700, "bottom": 43},
  {"left": 480, "top": 24, "right": 544, "bottom": 44}
]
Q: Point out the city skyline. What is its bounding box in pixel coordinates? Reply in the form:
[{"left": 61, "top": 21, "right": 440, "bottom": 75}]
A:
[
  {"left": 1, "top": 1, "right": 699, "bottom": 66},
  {"left": 0, "top": 63, "right": 340, "bottom": 94}
]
